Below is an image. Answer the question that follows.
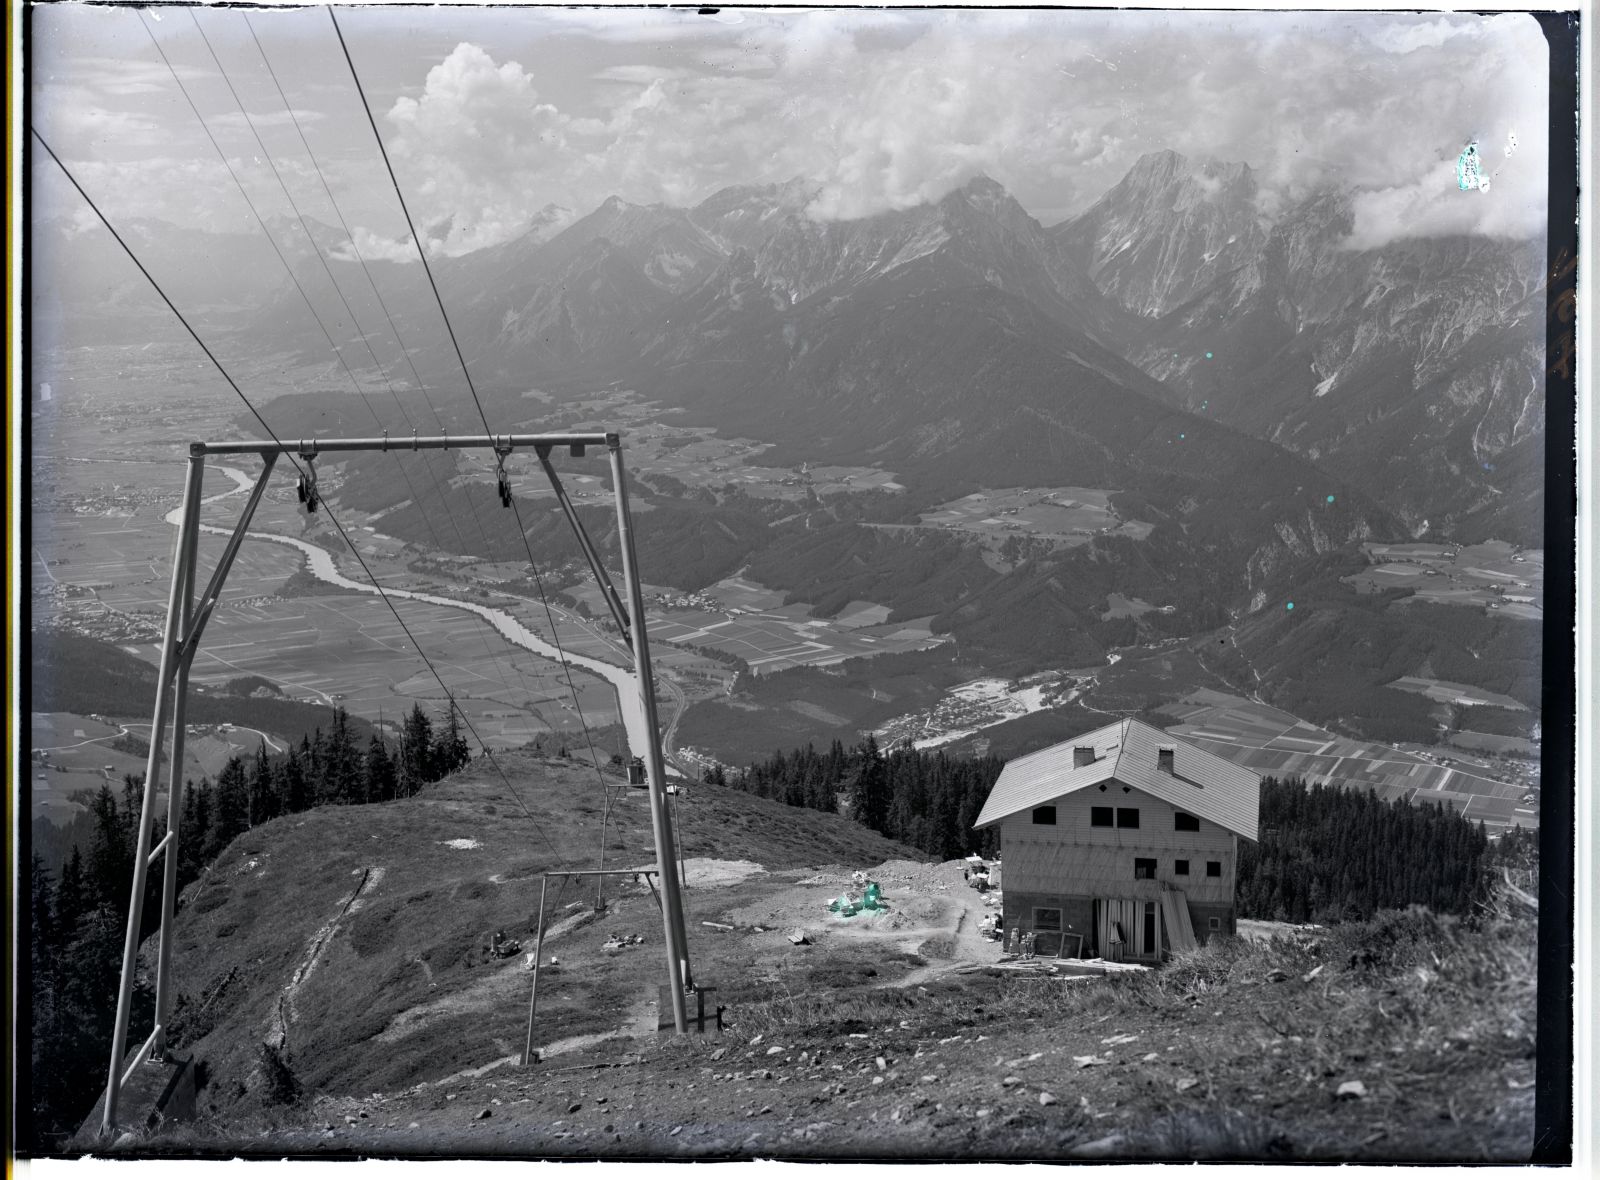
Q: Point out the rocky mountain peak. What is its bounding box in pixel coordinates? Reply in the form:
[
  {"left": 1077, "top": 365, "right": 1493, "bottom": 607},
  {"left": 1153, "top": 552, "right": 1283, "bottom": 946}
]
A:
[{"left": 1054, "top": 150, "right": 1268, "bottom": 317}]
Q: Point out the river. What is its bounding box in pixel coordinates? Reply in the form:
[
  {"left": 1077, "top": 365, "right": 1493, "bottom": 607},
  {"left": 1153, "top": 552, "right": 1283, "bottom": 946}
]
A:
[{"left": 168, "top": 466, "right": 650, "bottom": 756}]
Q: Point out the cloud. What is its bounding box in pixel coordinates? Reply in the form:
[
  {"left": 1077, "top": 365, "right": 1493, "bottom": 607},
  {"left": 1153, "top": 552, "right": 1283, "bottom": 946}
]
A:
[
  {"left": 1339, "top": 16, "right": 1548, "bottom": 246},
  {"left": 70, "top": 10, "right": 1545, "bottom": 254},
  {"left": 1365, "top": 16, "right": 1483, "bottom": 55},
  {"left": 329, "top": 227, "right": 420, "bottom": 265},
  {"left": 1345, "top": 139, "right": 1545, "bottom": 249},
  {"left": 211, "top": 108, "right": 327, "bottom": 132},
  {"left": 33, "top": 85, "right": 164, "bottom": 147},
  {"left": 382, "top": 42, "right": 573, "bottom": 255}
]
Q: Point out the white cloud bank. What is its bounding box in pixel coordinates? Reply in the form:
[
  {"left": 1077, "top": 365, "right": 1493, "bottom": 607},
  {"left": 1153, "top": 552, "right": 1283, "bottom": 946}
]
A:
[{"left": 314, "top": 11, "right": 1554, "bottom": 255}]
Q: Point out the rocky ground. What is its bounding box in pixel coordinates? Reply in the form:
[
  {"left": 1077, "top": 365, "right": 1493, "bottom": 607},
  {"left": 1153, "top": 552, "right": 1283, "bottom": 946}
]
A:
[{"left": 134, "top": 859, "right": 1536, "bottom": 1163}]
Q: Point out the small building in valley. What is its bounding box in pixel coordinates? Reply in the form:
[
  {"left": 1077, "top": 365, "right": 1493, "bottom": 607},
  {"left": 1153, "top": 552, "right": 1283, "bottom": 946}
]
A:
[{"left": 975, "top": 719, "right": 1260, "bottom": 963}]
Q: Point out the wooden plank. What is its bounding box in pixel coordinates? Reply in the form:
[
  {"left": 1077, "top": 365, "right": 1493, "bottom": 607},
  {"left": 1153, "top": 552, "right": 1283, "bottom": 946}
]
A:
[{"left": 1160, "top": 888, "right": 1198, "bottom": 954}]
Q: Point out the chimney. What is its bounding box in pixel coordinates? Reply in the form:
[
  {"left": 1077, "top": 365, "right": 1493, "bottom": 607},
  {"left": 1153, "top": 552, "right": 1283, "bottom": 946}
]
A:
[
  {"left": 1158, "top": 748, "right": 1175, "bottom": 774},
  {"left": 1073, "top": 746, "right": 1096, "bottom": 768}
]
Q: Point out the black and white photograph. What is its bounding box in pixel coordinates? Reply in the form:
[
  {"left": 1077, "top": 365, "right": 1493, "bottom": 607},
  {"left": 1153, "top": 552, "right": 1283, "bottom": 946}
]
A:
[{"left": 18, "top": 1, "right": 1581, "bottom": 1165}]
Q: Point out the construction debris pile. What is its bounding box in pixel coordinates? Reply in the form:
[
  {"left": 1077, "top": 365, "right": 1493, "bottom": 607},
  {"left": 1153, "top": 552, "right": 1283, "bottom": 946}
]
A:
[
  {"left": 486, "top": 930, "right": 522, "bottom": 959},
  {"left": 826, "top": 871, "right": 889, "bottom": 918},
  {"left": 602, "top": 933, "right": 645, "bottom": 952}
]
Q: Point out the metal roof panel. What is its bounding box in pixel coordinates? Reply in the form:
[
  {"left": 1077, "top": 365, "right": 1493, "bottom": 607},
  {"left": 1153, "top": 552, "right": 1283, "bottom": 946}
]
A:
[{"left": 976, "top": 718, "right": 1259, "bottom": 839}]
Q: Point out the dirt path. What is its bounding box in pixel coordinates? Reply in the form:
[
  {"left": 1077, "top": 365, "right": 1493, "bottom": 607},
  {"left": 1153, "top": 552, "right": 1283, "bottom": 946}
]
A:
[{"left": 268, "top": 866, "right": 382, "bottom": 1052}]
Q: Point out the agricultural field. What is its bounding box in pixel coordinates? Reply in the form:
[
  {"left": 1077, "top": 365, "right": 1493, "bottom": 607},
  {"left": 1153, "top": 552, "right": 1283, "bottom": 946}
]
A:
[
  {"left": 915, "top": 487, "right": 1154, "bottom": 545},
  {"left": 1102, "top": 592, "right": 1163, "bottom": 620},
  {"left": 1448, "top": 731, "right": 1541, "bottom": 757},
  {"left": 648, "top": 576, "right": 947, "bottom": 673},
  {"left": 30, "top": 430, "right": 654, "bottom": 758},
  {"left": 112, "top": 590, "right": 628, "bottom": 748},
  {"left": 1386, "top": 677, "right": 1530, "bottom": 712},
  {"left": 1345, "top": 540, "right": 1543, "bottom": 618},
  {"left": 1159, "top": 689, "right": 1537, "bottom": 833},
  {"left": 454, "top": 447, "right": 616, "bottom": 511},
  {"left": 24, "top": 711, "right": 275, "bottom": 826},
  {"left": 568, "top": 574, "right": 945, "bottom": 676},
  {"left": 622, "top": 425, "right": 902, "bottom": 502},
  {"left": 501, "top": 387, "right": 903, "bottom": 503},
  {"left": 28, "top": 712, "right": 163, "bottom": 826}
]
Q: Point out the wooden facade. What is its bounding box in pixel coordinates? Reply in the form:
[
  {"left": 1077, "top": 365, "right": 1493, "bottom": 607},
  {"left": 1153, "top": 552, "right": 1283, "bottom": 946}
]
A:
[{"left": 997, "top": 782, "right": 1241, "bottom": 961}]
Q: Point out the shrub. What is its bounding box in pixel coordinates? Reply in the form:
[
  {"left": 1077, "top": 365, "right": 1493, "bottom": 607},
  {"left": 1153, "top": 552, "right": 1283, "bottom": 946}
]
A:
[{"left": 256, "top": 1043, "right": 300, "bottom": 1107}]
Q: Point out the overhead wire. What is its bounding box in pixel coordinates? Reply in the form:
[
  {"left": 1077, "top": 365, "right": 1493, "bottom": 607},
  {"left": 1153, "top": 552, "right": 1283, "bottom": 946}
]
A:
[
  {"left": 31, "top": 125, "right": 569, "bottom": 867},
  {"left": 221, "top": 9, "right": 549, "bottom": 744},
  {"left": 243, "top": 12, "right": 441, "bottom": 420},
  {"left": 146, "top": 7, "right": 501, "bottom": 758},
  {"left": 165, "top": 10, "right": 458, "bottom": 568},
  {"left": 327, "top": 8, "right": 499, "bottom": 440},
  {"left": 330, "top": 7, "right": 629, "bottom": 835}
]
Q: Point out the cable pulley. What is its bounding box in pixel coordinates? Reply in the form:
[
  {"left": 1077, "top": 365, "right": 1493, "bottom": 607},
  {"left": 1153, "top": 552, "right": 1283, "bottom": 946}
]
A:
[
  {"left": 495, "top": 443, "right": 514, "bottom": 508},
  {"left": 295, "top": 450, "right": 320, "bottom": 513}
]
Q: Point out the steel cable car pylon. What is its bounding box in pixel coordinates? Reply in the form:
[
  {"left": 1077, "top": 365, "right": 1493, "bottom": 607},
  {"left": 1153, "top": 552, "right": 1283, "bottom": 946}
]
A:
[{"left": 99, "top": 431, "right": 694, "bottom": 1135}]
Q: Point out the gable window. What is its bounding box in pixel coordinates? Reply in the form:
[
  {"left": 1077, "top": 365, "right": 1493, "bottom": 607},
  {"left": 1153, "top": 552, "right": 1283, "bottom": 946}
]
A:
[
  {"left": 1090, "top": 806, "right": 1113, "bottom": 828},
  {"left": 1133, "top": 858, "right": 1157, "bottom": 880},
  {"left": 1174, "top": 812, "right": 1200, "bottom": 832},
  {"left": 1174, "top": 859, "right": 1189, "bottom": 876},
  {"left": 1034, "top": 907, "right": 1062, "bottom": 932},
  {"left": 1116, "top": 807, "right": 1140, "bottom": 829},
  {"left": 1206, "top": 861, "right": 1222, "bottom": 878},
  {"left": 1031, "top": 805, "right": 1057, "bottom": 826}
]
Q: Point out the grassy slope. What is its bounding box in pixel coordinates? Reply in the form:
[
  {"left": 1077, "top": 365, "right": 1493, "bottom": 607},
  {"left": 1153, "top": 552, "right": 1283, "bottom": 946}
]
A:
[
  {"left": 153, "top": 754, "right": 920, "bottom": 1113},
  {"left": 127, "top": 753, "right": 1533, "bottom": 1163},
  {"left": 152, "top": 894, "right": 1535, "bottom": 1162}
]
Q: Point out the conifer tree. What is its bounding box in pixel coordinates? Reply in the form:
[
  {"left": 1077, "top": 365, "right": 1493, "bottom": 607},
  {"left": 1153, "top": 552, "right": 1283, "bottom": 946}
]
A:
[
  {"left": 846, "top": 735, "right": 889, "bottom": 834},
  {"left": 177, "top": 781, "right": 208, "bottom": 892},
  {"left": 207, "top": 757, "right": 249, "bottom": 860},
  {"left": 87, "top": 783, "right": 131, "bottom": 910},
  {"left": 398, "top": 705, "right": 434, "bottom": 797},
  {"left": 55, "top": 847, "right": 87, "bottom": 946},
  {"left": 322, "top": 709, "right": 362, "bottom": 805},
  {"left": 31, "top": 855, "right": 57, "bottom": 981},
  {"left": 249, "top": 740, "right": 276, "bottom": 826},
  {"left": 280, "top": 745, "right": 310, "bottom": 814},
  {"left": 433, "top": 705, "right": 471, "bottom": 779},
  {"left": 365, "top": 733, "right": 397, "bottom": 803},
  {"left": 303, "top": 730, "right": 324, "bottom": 803}
]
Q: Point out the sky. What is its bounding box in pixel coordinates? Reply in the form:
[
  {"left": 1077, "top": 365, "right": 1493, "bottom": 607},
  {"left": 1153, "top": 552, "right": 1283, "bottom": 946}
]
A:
[{"left": 30, "top": 5, "right": 1551, "bottom": 258}]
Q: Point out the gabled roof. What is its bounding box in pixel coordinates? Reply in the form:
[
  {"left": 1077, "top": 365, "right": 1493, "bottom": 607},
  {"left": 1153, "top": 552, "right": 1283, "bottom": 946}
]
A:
[{"left": 974, "top": 718, "right": 1259, "bottom": 840}]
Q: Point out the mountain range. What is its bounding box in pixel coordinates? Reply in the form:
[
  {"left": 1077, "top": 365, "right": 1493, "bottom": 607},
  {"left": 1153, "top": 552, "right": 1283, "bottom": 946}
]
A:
[
  {"left": 31, "top": 149, "right": 1546, "bottom": 681},
  {"left": 33, "top": 148, "right": 1543, "bottom": 546}
]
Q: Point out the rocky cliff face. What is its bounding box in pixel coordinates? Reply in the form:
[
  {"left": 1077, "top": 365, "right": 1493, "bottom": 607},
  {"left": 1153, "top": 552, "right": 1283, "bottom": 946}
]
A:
[
  {"left": 1109, "top": 176, "right": 1545, "bottom": 541},
  {"left": 1053, "top": 149, "right": 1269, "bottom": 319}
]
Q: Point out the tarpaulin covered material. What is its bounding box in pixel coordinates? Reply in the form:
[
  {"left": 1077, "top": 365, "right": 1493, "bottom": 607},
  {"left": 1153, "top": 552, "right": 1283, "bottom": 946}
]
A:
[{"left": 828, "top": 880, "right": 888, "bottom": 918}]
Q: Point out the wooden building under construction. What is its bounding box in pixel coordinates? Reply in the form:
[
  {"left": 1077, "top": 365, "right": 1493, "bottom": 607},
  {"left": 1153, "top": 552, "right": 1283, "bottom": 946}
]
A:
[{"left": 974, "top": 719, "right": 1260, "bottom": 962}]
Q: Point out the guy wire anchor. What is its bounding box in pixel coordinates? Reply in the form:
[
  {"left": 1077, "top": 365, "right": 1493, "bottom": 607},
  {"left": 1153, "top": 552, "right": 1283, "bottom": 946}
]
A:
[
  {"left": 295, "top": 445, "right": 320, "bottom": 513},
  {"left": 495, "top": 441, "right": 514, "bottom": 508}
]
